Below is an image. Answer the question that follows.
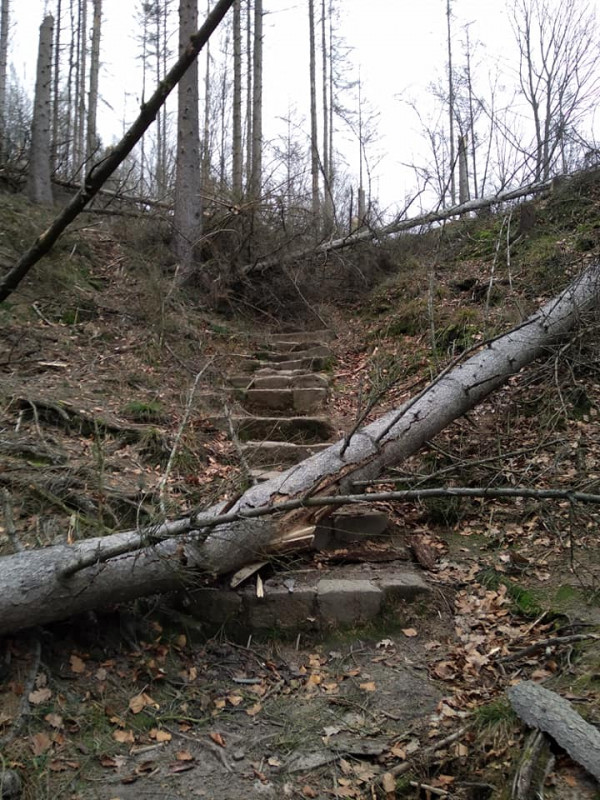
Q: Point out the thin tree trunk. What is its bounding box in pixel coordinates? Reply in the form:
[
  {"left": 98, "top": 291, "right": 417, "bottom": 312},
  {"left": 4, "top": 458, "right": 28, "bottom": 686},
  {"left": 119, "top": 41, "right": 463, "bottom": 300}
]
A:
[
  {"left": 173, "top": 0, "right": 202, "bottom": 280},
  {"left": 0, "top": 262, "right": 599, "bottom": 634},
  {"left": 231, "top": 0, "right": 242, "bottom": 198},
  {"left": 0, "top": 0, "right": 10, "bottom": 163},
  {"left": 202, "top": 1, "right": 211, "bottom": 194},
  {"left": 458, "top": 134, "right": 469, "bottom": 205},
  {"left": 249, "top": 0, "right": 262, "bottom": 199},
  {"left": 51, "top": 0, "right": 62, "bottom": 173},
  {"left": 308, "top": 0, "right": 319, "bottom": 218},
  {"left": 446, "top": 0, "right": 456, "bottom": 206},
  {"left": 0, "top": 0, "right": 235, "bottom": 302},
  {"left": 75, "top": 0, "right": 87, "bottom": 173},
  {"left": 245, "top": 0, "right": 252, "bottom": 191},
  {"left": 28, "top": 14, "right": 54, "bottom": 205},
  {"left": 86, "top": 0, "right": 102, "bottom": 166}
]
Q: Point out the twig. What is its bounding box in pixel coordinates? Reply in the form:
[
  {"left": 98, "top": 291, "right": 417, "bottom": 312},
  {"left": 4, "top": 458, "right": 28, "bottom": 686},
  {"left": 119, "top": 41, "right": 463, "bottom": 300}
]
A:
[
  {"left": 163, "top": 725, "right": 232, "bottom": 772},
  {"left": 499, "top": 633, "right": 600, "bottom": 663},
  {"left": 158, "top": 360, "right": 214, "bottom": 515},
  {"left": 224, "top": 401, "right": 257, "bottom": 486},
  {"left": 375, "top": 724, "right": 472, "bottom": 784},
  {"left": 59, "top": 484, "right": 600, "bottom": 578}
]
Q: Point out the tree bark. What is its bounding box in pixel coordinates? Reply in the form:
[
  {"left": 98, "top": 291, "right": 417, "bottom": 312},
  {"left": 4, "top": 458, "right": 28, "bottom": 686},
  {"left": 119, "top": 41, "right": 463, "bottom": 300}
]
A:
[
  {"left": 28, "top": 14, "right": 54, "bottom": 206},
  {"left": 308, "top": 0, "right": 319, "bottom": 218},
  {"left": 0, "top": 0, "right": 10, "bottom": 163},
  {"left": 86, "top": 0, "right": 102, "bottom": 166},
  {"left": 249, "top": 0, "right": 262, "bottom": 199},
  {"left": 508, "top": 681, "right": 600, "bottom": 782},
  {"left": 173, "top": 0, "right": 202, "bottom": 280},
  {"left": 0, "top": 0, "right": 235, "bottom": 303},
  {"left": 231, "top": 0, "right": 242, "bottom": 199},
  {"left": 0, "top": 263, "right": 599, "bottom": 634}
]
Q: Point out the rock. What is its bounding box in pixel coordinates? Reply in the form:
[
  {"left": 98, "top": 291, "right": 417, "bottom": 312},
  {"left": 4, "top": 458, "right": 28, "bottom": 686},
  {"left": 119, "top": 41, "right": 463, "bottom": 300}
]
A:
[
  {"left": 317, "top": 579, "right": 382, "bottom": 624},
  {"left": 244, "top": 584, "right": 318, "bottom": 630},
  {"left": 377, "top": 572, "right": 431, "bottom": 601},
  {"left": 243, "top": 387, "right": 327, "bottom": 414},
  {"left": 269, "top": 329, "right": 336, "bottom": 343},
  {"left": 183, "top": 589, "right": 242, "bottom": 625},
  {"left": 233, "top": 415, "right": 334, "bottom": 443},
  {"left": 241, "top": 441, "right": 331, "bottom": 467}
]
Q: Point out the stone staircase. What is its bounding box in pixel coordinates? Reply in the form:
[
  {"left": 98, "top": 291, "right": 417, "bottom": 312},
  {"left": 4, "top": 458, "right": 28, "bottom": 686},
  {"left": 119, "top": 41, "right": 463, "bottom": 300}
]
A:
[
  {"left": 227, "top": 329, "right": 337, "bottom": 480},
  {"left": 188, "top": 329, "right": 431, "bottom": 634}
]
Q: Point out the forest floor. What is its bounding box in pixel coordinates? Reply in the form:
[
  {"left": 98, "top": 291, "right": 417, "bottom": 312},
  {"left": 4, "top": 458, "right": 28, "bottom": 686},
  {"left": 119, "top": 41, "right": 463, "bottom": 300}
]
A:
[{"left": 1, "top": 175, "right": 600, "bottom": 799}]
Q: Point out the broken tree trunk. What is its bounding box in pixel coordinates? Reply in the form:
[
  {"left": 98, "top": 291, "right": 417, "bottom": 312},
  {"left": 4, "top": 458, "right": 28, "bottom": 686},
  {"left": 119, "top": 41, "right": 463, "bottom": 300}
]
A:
[
  {"left": 508, "top": 681, "right": 600, "bottom": 782},
  {"left": 0, "top": 265, "right": 599, "bottom": 635}
]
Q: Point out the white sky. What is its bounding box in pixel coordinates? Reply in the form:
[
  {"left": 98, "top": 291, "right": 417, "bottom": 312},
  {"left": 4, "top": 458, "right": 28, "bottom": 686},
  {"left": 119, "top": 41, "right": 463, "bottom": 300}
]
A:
[{"left": 11, "top": 1, "right": 600, "bottom": 213}]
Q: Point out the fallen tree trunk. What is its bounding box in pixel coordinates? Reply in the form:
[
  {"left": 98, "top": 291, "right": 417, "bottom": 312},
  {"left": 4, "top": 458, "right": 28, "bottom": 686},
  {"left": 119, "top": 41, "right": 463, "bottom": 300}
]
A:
[
  {"left": 241, "top": 178, "right": 554, "bottom": 276},
  {"left": 0, "top": 265, "right": 599, "bottom": 634}
]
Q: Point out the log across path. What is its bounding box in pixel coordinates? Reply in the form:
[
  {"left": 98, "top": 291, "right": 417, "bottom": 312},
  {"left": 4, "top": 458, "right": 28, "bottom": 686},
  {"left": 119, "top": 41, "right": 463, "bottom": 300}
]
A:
[{"left": 0, "top": 264, "right": 599, "bottom": 635}]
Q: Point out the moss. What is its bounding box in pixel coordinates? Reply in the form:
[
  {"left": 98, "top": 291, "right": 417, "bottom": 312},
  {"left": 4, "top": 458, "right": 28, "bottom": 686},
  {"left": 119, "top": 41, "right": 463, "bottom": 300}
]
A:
[{"left": 122, "top": 399, "right": 166, "bottom": 423}]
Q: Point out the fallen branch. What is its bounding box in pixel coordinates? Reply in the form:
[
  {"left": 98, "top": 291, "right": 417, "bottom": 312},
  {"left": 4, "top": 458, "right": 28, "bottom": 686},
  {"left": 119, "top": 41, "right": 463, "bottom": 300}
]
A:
[{"left": 499, "top": 633, "right": 600, "bottom": 663}]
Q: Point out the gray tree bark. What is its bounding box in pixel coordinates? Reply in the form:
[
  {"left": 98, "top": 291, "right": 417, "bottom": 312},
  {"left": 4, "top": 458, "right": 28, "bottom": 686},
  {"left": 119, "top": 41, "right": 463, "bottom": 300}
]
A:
[
  {"left": 173, "top": 0, "right": 202, "bottom": 280},
  {"left": 28, "top": 14, "right": 54, "bottom": 205},
  {"left": 0, "top": 0, "right": 10, "bottom": 162},
  {"left": 308, "top": 0, "right": 319, "bottom": 218},
  {"left": 508, "top": 681, "right": 600, "bottom": 782},
  {"left": 86, "top": 0, "right": 102, "bottom": 166},
  {"left": 249, "top": 0, "right": 262, "bottom": 199},
  {"left": 0, "top": 263, "right": 599, "bottom": 634},
  {"left": 231, "top": 0, "right": 242, "bottom": 199}
]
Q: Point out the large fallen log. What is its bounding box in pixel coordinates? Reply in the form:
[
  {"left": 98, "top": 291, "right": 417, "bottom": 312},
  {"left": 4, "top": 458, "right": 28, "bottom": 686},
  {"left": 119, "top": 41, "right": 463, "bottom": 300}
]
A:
[{"left": 0, "top": 265, "right": 599, "bottom": 634}]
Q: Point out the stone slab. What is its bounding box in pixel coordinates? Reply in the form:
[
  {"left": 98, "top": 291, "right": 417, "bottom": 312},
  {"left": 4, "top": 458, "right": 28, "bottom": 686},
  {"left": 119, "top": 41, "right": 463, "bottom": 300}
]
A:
[
  {"left": 244, "top": 584, "right": 318, "bottom": 630},
  {"left": 317, "top": 579, "right": 382, "bottom": 624},
  {"left": 254, "top": 357, "right": 331, "bottom": 372},
  {"left": 243, "top": 387, "right": 327, "bottom": 414},
  {"left": 377, "top": 572, "right": 432, "bottom": 601},
  {"left": 233, "top": 415, "right": 334, "bottom": 443},
  {"left": 241, "top": 440, "right": 331, "bottom": 467},
  {"left": 269, "top": 330, "right": 336, "bottom": 343}
]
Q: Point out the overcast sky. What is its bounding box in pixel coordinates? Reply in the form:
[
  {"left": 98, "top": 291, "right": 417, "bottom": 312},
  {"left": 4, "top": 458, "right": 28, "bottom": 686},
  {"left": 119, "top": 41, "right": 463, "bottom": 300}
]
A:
[{"left": 11, "top": 1, "right": 600, "bottom": 213}]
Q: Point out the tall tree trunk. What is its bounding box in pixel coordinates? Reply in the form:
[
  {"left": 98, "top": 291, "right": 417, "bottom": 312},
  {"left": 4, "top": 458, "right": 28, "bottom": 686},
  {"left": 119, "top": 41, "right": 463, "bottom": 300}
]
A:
[
  {"left": 0, "top": 263, "right": 599, "bottom": 634},
  {"left": 231, "top": 0, "right": 242, "bottom": 199},
  {"left": 173, "top": 0, "right": 202, "bottom": 281},
  {"left": 51, "top": 0, "right": 62, "bottom": 173},
  {"left": 86, "top": 0, "right": 102, "bottom": 166},
  {"left": 75, "top": 0, "right": 87, "bottom": 173},
  {"left": 245, "top": 0, "right": 252, "bottom": 191},
  {"left": 458, "top": 134, "right": 469, "bottom": 205},
  {"left": 202, "top": 1, "right": 211, "bottom": 194},
  {"left": 249, "top": 0, "right": 262, "bottom": 199},
  {"left": 308, "top": 0, "right": 319, "bottom": 218},
  {"left": 0, "top": 0, "right": 10, "bottom": 163},
  {"left": 446, "top": 0, "right": 455, "bottom": 206},
  {"left": 321, "top": 0, "right": 333, "bottom": 230},
  {"left": 28, "top": 14, "right": 54, "bottom": 205}
]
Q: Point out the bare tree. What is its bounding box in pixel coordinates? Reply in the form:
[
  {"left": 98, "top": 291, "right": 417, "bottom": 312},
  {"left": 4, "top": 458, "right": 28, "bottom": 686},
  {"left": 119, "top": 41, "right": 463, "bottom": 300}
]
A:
[
  {"left": 511, "top": 0, "right": 600, "bottom": 181},
  {"left": 0, "top": 0, "right": 10, "bottom": 162},
  {"left": 249, "top": 0, "right": 262, "bottom": 199},
  {"left": 86, "top": 0, "right": 102, "bottom": 166},
  {"left": 308, "top": 0, "right": 319, "bottom": 218},
  {"left": 28, "top": 14, "right": 54, "bottom": 205},
  {"left": 231, "top": 0, "right": 242, "bottom": 198},
  {"left": 173, "top": 0, "right": 202, "bottom": 280},
  {"left": 446, "top": 0, "right": 456, "bottom": 205}
]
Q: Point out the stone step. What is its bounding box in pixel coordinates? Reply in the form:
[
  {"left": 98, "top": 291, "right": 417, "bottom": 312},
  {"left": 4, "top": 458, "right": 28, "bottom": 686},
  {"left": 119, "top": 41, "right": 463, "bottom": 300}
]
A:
[
  {"left": 265, "top": 340, "right": 325, "bottom": 353},
  {"left": 241, "top": 440, "right": 331, "bottom": 467},
  {"left": 252, "top": 356, "right": 331, "bottom": 372},
  {"left": 233, "top": 415, "right": 334, "bottom": 443},
  {"left": 243, "top": 387, "right": 327, "bottom": 415},
  {"left": 251, "top": 372, "right": 329, "bottom": 390},
  {"left": 255, "top": 345, "right": 333, "bottom": 362},
  {"left": 314, "top": 510, "right": 389, "bottom": 550},
  {"left": 269, "top": 329, "right": 336, "bottom": 344},
  {"left": 182, "top": 564, "right": 430, "bottom": 632}
]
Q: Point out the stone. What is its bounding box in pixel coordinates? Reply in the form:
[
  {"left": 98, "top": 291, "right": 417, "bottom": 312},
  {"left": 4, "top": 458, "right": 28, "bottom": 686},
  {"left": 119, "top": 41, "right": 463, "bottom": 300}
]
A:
[
  {"left": 233, "top": 415, "right": 334, "bottom": 443},
  {"left": 184, "top": 589, "right": 242, "bottom": 625},
  {"left": 317, "top": 579, "right": 382, "bottom": 624},
  {"left": 292, "top": 373, "right": 329, "bottom": 390},
  {"left": 244, "top": 584, "right": 318, "bottom": 630},
  {"left": 244, "top": 388, "right": 293, "bottom": 412},
  {"left": 377, "top": 572, "right": 431, "bottom": 601},
  {"left": 292, "top": 387, "right": 328, "bottom": 413},
  {"left": 269, "top": 329, "right": 336, "bottom": 343},
  {"left": 241, "top": 441, "right": 331, "bottom": 467}
]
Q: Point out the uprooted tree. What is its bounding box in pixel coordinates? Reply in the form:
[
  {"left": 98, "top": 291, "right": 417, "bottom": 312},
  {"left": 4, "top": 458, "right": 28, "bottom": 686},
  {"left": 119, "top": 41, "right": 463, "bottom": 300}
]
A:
[{"left": 0, "top": 263, "right": 599, "bottom": 635}]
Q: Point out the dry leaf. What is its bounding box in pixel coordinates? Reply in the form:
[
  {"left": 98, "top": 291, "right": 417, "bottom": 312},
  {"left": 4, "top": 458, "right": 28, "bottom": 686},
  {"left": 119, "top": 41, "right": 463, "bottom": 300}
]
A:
[
  {"left": 176, "top": 750, "right": 194, "bottom": 761},
  {"left": 70, "top": 654, "right": 86, "bottom": 674},
  {"left": 128, "top": 692, "right": 158, "bottom": 714},
  {"left": 402, "top": 627, "right": 418, "bottom": 638},
  {"left": 382, "top": 772, "right": 396, "bottom": 794},
  {"left": 246, "top": 702, "right": 262, "bottom": 717},
  {"left": 31, "top": 732, "right": 52, "bottom": 755},
  {"left": 359, "top": 681, "right": 377, "bottom": 692},
  {"left": 150, "top": 729, "right": 171, "bottom": 743},
  {"left": 301, "top": 786, "right": 318, "bottom": 798},
  {"left": 113, "top": 729, "right": 135, "bottom": 744},
  {"left": 209, "top": 732, "right": 226, "bottom": 747},
  {"left": 44, "top": 713, "right": 63, "bottom": 729},
  {"left": 227, "top": 693, "right": 243, "bottom": 706},
  {"left": 29, "top": 687, "right": 52, "bottom": 704}
]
